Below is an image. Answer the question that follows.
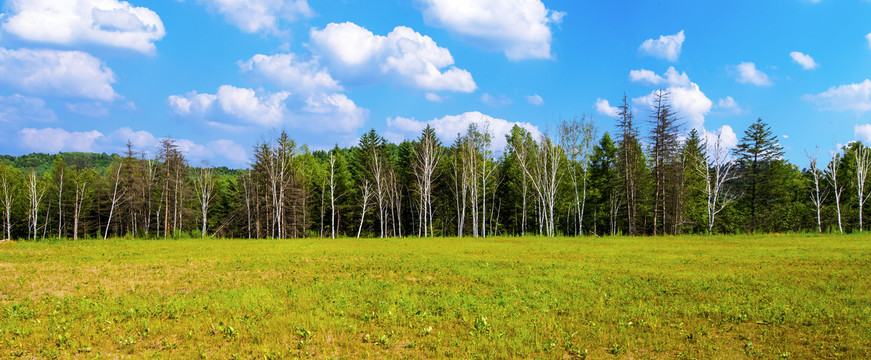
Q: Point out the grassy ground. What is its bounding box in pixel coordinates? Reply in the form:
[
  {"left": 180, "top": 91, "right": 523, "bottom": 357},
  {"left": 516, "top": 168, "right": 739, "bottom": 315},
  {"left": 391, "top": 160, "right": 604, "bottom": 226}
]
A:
[{"left": 0, "top": 234, "right": 869, "bottom": 359}]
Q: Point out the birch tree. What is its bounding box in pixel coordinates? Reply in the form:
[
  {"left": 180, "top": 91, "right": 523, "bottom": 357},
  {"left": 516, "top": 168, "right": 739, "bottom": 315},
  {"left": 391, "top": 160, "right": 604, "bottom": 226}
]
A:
[
  {"left": 193, "top": 163, "right": 216, "bottom": 237},
  {"left": 413, "top": 126, "right": 441, "bottom": 237},
  {"left": 356, "top": 179, "right": 372, "bottom": 238},
  {"left": 71, "top": 166, "right": 92, "bottom": 240},
  {"left": 806, "top": 149, "right": 827, "bottom": 233},
  {"left": 560, "top": 115, "right": 596, "bottom": 235},
  {"left": 26, "top": 171, "right": 46, "bottom": 240},
  {"left": 855, "top": 144, "right": 871, "bottom": 231},
  {"left": 104, "top": 161, "right": 124, "bottom": 239},
  {"left": 698, "top": 130, "right": 736, "bottom": 234},
  {"left": 825, "top": 151, "right": 844, "bottom": 233},
  {"left": 511, "top": 131, "right": 564, "bottom": 237},
  {"left": 0, "top": 165, "right": 19, "bottom": 240}
]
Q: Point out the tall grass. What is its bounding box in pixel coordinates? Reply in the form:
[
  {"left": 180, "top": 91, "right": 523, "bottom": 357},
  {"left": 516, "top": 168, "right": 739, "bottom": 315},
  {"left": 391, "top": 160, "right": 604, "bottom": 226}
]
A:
[{"left": 0, "top": 234, "right": 869, "bottom": 358}]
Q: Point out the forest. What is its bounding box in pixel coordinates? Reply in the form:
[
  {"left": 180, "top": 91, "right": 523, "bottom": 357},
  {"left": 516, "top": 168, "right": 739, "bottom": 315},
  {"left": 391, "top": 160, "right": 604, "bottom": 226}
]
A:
[{"left": 0, "top": 94, "right": 864, "bottom": 240}]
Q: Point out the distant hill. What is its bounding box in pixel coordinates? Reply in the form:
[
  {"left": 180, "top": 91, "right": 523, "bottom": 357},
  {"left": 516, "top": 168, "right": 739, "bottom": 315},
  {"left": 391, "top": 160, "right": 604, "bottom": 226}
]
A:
[
  {"left": 0, "top": 152, "right": 244, "bottom": 176},
  {"left": 0, "top": 152, "right": 119, "bottom": 175}
]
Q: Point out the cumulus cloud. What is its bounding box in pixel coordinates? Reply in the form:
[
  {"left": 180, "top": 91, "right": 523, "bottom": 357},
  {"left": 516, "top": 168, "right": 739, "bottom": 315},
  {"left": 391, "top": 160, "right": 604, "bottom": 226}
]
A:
[
  {"left": 107, "top": 127, "right": 158, "bottom": 150},
  {"left": 715, "top": 96, "right": 743, "bottom": 115},
  {"left": 2, "top": 0, "right": 165, "bottom": 55},
  {"left": 0, "top": 48, "right": 117, "bottom": 101},
  {"left": 215, "top": 85, "right": 290, "bottom": 127},
  {"left": 419, "top": 0, "right": 563, "bottom": 60},
  {"left": 20, "top": 127, "right": 104, "bottom": 153},
  {"left": 703, "top": 125, "right": 738, "bottom": 151},
  {"left": 595, "top": 98, "right": 620, "bottom": 118},
  {"left": 0, "top": 94, "right": 57, "bottom": 123},
  {"left": 168, "top": 91, "right": 217, "bottom": 116},
  {"left": 386, "top": 111, "right": 541, "bottom": 149},
  {"left": 805, "top": 79, "right": 871, "bottom": 112},
  {"left": 856, "top": 124, "right": 871, "bottom": 143},
  {"left": 734, "top": 62, "right": 772, "bottom": 86},
  {"left": 631, "top": 68, "right": 712, "bottom": 129},
  {"left": 525, "top": 94, "right": 544, "bottom": 105},
  {"left": 481, "top": 93, "right": 512, "bottom": 107},
  {"left": 238, "top": 53, "right": 341, "bottom": 94},
  {"left": 196, "top": 0, "right": 312, "bottom": 34},
  {"left": 169, "top": 85, "right": 367, "bottom": 132},
  {"left": 207, "top": 139, "right": 249, "bottom": 165},
  {"left": 867, "top": 33, "right": 871, "bottom": 49},
  {"left": 790, "top": 51, "right": 818, "bottom": 70},
  {"left": 638, "top": 30, "right": 685, "bottom": 62},
  {"left": 629, "top": 67, "right": 689, "bottom": 87},
  {"left": 310, "top": 22, "right": 476, "bottom": 92}
]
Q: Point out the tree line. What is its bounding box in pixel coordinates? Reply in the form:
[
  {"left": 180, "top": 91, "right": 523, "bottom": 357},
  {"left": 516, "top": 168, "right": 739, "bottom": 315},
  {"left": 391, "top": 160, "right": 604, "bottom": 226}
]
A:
[{"left": 1, "top": 93, "right": 868, "bottom": 240}]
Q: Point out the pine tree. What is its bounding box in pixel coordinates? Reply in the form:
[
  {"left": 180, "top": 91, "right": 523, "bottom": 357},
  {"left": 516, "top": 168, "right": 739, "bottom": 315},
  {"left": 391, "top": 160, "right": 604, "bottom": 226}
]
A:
[{"left": 733, "top": 118, "right": 785, "bottom": 232}]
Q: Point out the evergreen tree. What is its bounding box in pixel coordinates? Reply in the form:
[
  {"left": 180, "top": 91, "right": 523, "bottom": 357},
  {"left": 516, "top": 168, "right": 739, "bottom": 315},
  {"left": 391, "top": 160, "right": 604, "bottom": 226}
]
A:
[{"left": 733, "top": 118, "right": 785, "bottom": 232}]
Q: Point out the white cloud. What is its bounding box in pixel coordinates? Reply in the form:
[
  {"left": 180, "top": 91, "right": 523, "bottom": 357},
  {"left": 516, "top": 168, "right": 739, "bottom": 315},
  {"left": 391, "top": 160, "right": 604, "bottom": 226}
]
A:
[
  {"left": 790, "top": 51, "right": 818, "bottom": 70},
  {"left": 595, "top": 98, "right": 620, "bottom": 118},
  {"left": 196, "top": 0, "right": 312, "bottom": 34},
  {"left": 107, "top": 127, "right": 158, "bottom": 150},
  {"left": 525, "top": 94, "right": 544, "bottom": 105},
  {"left": 0, "top": 94, "right": 57, "bottom": 123},
  {"left": 386, "top": 111, "right": 541, "bottom": 149},
  {"left": 215, "top": 85, "right": 290, "bottom": 127},
  {"left": 20, "top": 127, "right": 104, "bottom": 153},
  {"left": 207, "top": 139, "right": 249, "bottom": 165},
  {"left": 630, "top": 67, "right": 712, "bottom": 129},
  {"left": 717, "top": 96, "right": 739, "bottom": 110},
  {"left": 629, "top": 67, "right": 689, "bottom": 87},
  {"left": 715, "top": 96, "right": 743, "bottom": 115},
  {"left": 419, "top": 0, "right": 563, "bottom": 60},
  {"left": 66, "top": 102, "right": 110, "bottom": 117},
  {"left": 425, "top": 92, "right": 444, "bottom": 102},
  {"left": 703, "top": 125, "right": 738, "bottom": 151},
  {"left": 734, "top": 62, "right": 772, "bottom": 86},
  {"left": 310, "top": 22, "right": 476, "bottom": 92},
  {"left": 0, "top": 48, "right": 117, "bottom": 101},
  {"left": 2, "top": 0, "right": 165, "bottom": 55},
  {"left": 856, "top": 124, "right": 871, "bottom": 143},
  {"left": 168, "top": 91, "right": 217, "bottom": 116},
  {"left": 238, "top": 53, "right": 341, "bottom": 94},
  {"left": 804, "top": 79, "right": 871, "bottom": 112},
  {"left": 629, "top": 69, "right": 664, "bottom": 85},
  {"left": 866, "top": 33, "right": 871, "bottom": 49},
  {"left": 634, "top": 86, "right": 712, "bottom": 130},
  {"left": 169, "top": 85, "right": 368, "bottom": 132},
  {"left": 481, "top": 93, "right": 512, "bottom": 107},
  {"left": 638, "top": 30, "right": 685, "bottom": 62}
]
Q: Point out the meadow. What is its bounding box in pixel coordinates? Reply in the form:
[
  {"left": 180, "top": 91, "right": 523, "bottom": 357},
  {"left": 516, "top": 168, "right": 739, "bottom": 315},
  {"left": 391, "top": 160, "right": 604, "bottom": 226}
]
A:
[{"left": 0, "top": 234, "right": 869, "bottom": 359}]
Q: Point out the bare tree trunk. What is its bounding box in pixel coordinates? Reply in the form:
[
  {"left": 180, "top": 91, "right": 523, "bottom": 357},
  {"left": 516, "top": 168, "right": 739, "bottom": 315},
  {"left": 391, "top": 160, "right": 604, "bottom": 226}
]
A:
[
  {"left": 329, "top": 153, "right": 336, "bottom": 239},
  {"left": 827, "top": 152, "right": 843, "bottom": 233},
  {"left": 357, "top": 180, "right": 372, "bottom": 239},
  {"left": 104, "top": 163, "right": 124, "bottom": 240},
  {"left": 856, "top": 146, "right": 871, "bottom": 232}
]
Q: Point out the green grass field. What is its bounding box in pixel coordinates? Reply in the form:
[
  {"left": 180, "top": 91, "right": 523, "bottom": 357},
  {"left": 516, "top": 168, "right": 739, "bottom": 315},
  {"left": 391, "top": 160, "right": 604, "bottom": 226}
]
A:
[{"left": 0, "top": 235, "right": 869, "bottom": 359}]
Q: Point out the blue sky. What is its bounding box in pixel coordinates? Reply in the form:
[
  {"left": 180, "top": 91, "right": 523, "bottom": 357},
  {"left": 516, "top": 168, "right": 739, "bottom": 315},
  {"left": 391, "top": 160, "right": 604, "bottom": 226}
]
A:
[{"left": 1, "top": 0, "right": 871, "bottom": 168}]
